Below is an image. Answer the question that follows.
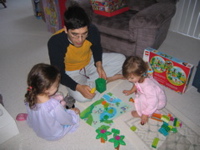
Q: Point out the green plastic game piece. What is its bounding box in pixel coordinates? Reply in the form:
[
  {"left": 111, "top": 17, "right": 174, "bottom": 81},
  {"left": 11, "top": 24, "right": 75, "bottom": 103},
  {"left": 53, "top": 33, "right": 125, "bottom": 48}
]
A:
[
  {"left": 130, "top": 126, "right": 137, "bottom": 131},
  {"left": 152, "top": 137, "right": 159, "bottom": 148},
  {"left": 161, "top": 115, "right": 170, "bottom": 123},
  {"left": 171, "top": 128, "right": 178, "bottom": 133},
  {"left": 173, "top": 118, "right": 178, "bottom": 126},
  {"left": 95, "top": 78, "right": 106, "bottom": 93}
]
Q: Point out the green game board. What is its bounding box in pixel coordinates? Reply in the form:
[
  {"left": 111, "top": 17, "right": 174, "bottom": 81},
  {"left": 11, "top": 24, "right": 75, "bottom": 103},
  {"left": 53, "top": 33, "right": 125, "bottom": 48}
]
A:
[{"left": 80, "top": 92, "right": 131, "bottom": 129}]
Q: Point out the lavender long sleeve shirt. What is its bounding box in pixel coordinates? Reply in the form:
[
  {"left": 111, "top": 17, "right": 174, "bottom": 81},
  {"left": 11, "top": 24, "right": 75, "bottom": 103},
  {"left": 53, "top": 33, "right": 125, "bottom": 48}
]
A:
[{"left": 26, "top": 98, "right": 79, "bottom": 141}]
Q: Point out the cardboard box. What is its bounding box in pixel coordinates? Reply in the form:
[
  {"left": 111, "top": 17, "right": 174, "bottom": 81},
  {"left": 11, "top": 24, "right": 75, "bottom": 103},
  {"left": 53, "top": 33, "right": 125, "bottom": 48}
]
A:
[
  {"left": 90, "top": 0, "right": 129, "bottom": 17},
  {"left": 143, "top": 48, "right": 194, "bottom": 93},
  {"left": 0, "top": 104, "right": 19, "bottom": 144}
]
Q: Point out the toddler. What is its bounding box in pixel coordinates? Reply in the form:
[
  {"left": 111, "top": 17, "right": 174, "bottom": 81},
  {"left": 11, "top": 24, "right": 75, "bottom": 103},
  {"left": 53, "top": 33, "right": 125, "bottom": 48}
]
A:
[
  {"left": 24, "top": 63, "right": 80, "bottom": 141},
  {"left": 122, "top": 56, "right": 166, "bottom": 125}
]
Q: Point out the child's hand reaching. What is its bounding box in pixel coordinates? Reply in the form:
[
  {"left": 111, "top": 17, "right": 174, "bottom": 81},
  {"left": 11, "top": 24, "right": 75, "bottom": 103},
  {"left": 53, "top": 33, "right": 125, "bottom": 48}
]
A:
[
  {"left": 71, "top": 107, "right": 80, "bottom": 115},
  {"left": 141, "top": 114, "right": 148, "bottom": 125},
  {"left": 123, "top": 90, "right": 134, "bottom": 96},
  {"left": 123, "top": 85, "right": 137, "bottom": 96}
]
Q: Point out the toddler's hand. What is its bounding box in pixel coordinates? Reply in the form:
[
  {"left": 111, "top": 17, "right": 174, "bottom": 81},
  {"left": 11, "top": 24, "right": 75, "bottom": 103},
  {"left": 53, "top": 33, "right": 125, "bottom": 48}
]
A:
[
  {"left": 51, "top": 92, "right": 64, "bottom": 101},
  {"left": 71, "top": 107, "right": 80, "bottom": 115},
  {"left": 60, "top": 100, "right": 67, "bottom": 107},
  {"left": 123, "top": 90, "right": 133, "bottom": 96}
]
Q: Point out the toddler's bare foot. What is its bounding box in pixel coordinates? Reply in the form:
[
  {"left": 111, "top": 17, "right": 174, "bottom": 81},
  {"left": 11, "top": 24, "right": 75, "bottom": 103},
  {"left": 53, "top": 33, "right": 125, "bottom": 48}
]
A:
[
  {"left": 131, "top": 111, "right": 140, "bottom": 117},
  {"left": 141, "top": 114, "right": 148, "bottom": 125}
]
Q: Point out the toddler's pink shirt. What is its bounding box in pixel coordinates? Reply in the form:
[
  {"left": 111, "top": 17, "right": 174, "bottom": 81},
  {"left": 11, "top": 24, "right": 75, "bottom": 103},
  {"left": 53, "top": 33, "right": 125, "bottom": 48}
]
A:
[{"left": 134, "top": 76, "right": 166, "bottom": 116}]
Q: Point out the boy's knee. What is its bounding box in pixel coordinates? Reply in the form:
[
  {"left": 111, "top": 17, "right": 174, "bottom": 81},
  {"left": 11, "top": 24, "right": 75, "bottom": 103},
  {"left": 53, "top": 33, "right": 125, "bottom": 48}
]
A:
[
  {"left": 119, "top": 53, "right": 126, "bottom": 58},
  {"left": 75, "top": 96, "right": 92, "bottom": 103},
  {"left": 67, "top": 85, "right": 95, "bottom": 103},
  {"left": 119, "top": 54, "right": 126, "bottom": 62},
  {"left": 68, "top": 90, "right": 91, "bottom": 103},
  {"left": 114, "top": 53, "right": 126, "bottom": 64}
]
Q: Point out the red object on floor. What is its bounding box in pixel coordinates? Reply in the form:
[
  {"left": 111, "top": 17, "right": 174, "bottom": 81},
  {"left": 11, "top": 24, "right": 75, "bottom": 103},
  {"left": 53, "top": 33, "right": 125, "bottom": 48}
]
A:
[{"left": 16, "top": 113, "right": 28, "bottom": 121}]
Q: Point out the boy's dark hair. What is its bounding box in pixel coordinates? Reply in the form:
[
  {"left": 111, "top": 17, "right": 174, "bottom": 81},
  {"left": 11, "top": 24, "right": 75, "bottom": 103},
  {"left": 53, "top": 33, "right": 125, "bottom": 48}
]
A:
[
  {"left": 122, "top": 56, "right": 148, "bottom": 78},
  {"left": 64, "top": 5, "right": 90, "bottom": 30}
]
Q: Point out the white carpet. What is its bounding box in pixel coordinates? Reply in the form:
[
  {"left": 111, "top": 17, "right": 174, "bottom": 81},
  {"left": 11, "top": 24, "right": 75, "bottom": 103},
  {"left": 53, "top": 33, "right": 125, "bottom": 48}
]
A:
[{"left": 0, "top": 0, "right": 200, "bottom": 150}]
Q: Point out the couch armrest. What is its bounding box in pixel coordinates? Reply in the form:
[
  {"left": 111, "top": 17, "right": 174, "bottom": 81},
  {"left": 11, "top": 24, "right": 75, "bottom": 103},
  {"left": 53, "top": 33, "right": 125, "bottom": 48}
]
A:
[{"left": 129, "top": 2, "right": 176, "bottom": 29}]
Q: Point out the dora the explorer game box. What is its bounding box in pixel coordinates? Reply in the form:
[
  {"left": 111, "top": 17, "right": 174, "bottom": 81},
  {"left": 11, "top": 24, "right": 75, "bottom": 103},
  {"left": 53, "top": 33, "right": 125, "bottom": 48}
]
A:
[{"left": 143, "top": 47, "right": 194, "bottom": 93}]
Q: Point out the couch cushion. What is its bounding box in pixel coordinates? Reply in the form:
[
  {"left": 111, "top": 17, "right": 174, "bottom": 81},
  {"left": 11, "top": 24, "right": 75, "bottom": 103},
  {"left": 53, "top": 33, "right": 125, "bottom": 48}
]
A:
[
  {"left": 92, "top": 10, "right": 138, "bottom": 41},
  {"left": 156, "top": 0, "right": 177, "bottom": 3},
  {"left": 130, "top": 2, "right": 176, "bottom": 28},
  {"left": 101, "top": 33, "right": 136, "bottom": 56},
  {"left": 126, "top": 0, "right": 157, "bottom": 11}
]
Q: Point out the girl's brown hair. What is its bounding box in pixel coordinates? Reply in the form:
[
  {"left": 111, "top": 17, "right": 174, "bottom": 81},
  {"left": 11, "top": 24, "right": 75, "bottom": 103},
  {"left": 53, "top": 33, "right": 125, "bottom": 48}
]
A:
[
  {"left": 122, "top": 56, "right": 148, "bottom": 78},
  {"left": 24, "top": 63, "right": 61, "bottom": 109}
]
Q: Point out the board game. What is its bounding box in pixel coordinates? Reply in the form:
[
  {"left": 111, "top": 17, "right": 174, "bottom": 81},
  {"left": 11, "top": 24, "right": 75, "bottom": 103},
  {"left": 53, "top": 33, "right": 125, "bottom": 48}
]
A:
[
  {"left": 143, "top": 47, "right": 193, "bottom": 93},
  {"left": 80, "top": 92, "right": 131, "bottom": 129}
]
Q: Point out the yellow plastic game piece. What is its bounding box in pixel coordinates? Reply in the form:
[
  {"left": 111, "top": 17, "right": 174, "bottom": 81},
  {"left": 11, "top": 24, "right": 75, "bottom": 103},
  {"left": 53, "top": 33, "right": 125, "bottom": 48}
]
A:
[{"left": 90, "top": 87, "right": 96, "bottom": 93}]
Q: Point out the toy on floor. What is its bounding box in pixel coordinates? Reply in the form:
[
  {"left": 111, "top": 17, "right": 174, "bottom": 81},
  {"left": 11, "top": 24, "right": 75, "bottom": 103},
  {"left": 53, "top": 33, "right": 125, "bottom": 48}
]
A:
[
  {"left": 158, "top": 122, "right": 171, "bottom": 136},
  {"left": 96, "top": 125, "right": 111, "bottom": 143},
  {"left": 173, "top": 117, "right": 182, "bottom": 127},
  {"left": 108, "top": 128, "right": 126, "bottom": 150},
  {"left": 95, "top": 126, "right": 127, "bottom": 150},
  {"left": 80, "top": 92, "right": 130, "bottom": 129},
  {"left": 158, "top": 116, "right": 182, "bottom": 136},
  {"left": 64, "top": 94, "right": 75, "bottom": 109},
  {"left": 51, "top": 92, "right": 75, "bottom": 109},
  {"left": 16, "top": 113, "right": 28, "bottom": 121},
  {"left": 151, "top": 113, "right": 174, "bottom": 122},
  {"left": 129, "top": 97, "right": 134, "bottom": 103},
  {"left": 161, "top": 115, "right": 170, "bottom": 123},
  {"left": 95, "top": 78, "right": 106, "bottom": 93},
  {"left": 130, "top": 111, "right": 183, "bottom": 149},
  {"left": 90, "top": 87, "right": 96, "bottom": 93},
  {"left": 130, "top": 126, "right": 137, "bottom": 131},
  {"left": 151, "top": 137, "right": 160, "bottom": 148},
  {"left": 151, "top": 113, "right": 163, "bottom": 122}
]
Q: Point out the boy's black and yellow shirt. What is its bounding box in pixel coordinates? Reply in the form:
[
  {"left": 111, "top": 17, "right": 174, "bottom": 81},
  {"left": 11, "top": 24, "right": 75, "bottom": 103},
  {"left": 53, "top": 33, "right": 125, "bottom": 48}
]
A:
[{"left": 48, "top": 24, "right": 102, "bottom": 91}]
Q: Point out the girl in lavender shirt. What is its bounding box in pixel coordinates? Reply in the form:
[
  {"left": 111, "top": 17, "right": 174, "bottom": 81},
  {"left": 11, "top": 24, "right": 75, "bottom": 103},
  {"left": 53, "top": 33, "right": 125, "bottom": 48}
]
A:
[
  {"left": 122, "top": 56, "right": 166, "bottom": 125},
  {"left": 25, "top": 63, "right": 80, "bottom": 141}
]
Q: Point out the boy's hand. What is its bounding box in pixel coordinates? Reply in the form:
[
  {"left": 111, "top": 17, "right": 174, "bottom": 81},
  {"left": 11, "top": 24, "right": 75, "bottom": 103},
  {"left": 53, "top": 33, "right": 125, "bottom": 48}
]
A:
[
  {"left": 76, "top": 84, "right": 95, "bottom": 99},
  {"left": 96, "top": 61, "right": 107, "bottom": 80}
]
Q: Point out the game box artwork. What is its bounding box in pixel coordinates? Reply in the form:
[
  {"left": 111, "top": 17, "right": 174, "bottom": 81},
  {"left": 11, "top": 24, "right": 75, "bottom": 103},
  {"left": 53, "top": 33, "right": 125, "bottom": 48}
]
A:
[
  {"left": 90, "top": 0, "right": 129, "bottom": 17},
  {"left": 143, "top": 48, "right": 194, "bottom": 93}
]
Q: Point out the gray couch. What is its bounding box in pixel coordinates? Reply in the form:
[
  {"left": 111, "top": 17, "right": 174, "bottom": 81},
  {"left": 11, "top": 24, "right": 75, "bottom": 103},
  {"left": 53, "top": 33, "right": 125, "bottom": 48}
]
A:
[{"left": 66, "top": 0, "right": 176, "bottom": 57}]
